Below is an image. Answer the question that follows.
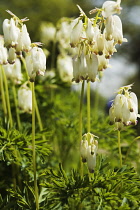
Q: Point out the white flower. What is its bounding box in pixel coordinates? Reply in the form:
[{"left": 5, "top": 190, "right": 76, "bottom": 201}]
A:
[
  {"left": 72, "top": 55, "right": 81, "bottom": 82},
  {"left": 18, "top": 85, "right": 32, "bottom": 113},
  {"left": 121, "top": 96, "right": 130, "bottom": 125},
  {"left": 0, "top": 46, "right": 8, "bottom": 65},
  {"left": 70, "top": 18, "right": 83, "bottom": 47},
  {"left": 114, "top": 94, "right": 125, "bottom": 122},
  {"left": 25, "top": 47, "right": 46, "bottom": 81},
  {"left": 86, "top": 19, "right": 94, "bottom": 43},
  {"left": 8, "top": 47, "right": 16, "bottom": 64},
  {"left": 40, "top": 22, "right": 56, "bottom": 45},
  {"left": 104, "top": 39, "right": 117, "bottom": 57},
  {"left": 102, "top": 0, "right": 122, "bottom": 18},
  {"left": 104, "top": 15, "right": 114, "bottom": 40},
  {"left": 97, "top": 54, "right": 109, "bottom": 71},
  {"left": 3, "top": 58, "right": 22, "bottom": 84},
  {"left": 109, "top": 86, "right": 140, "bottom": 130},
  {"left": 87, "top": 145, "right": 97, "bottom": 173},
  {"left": 86, "top": 53, "right": 98, "bottom": 82},
  {"left": 57, "top": 54, "right": 73, "bottom": 83},
  {"left": 3, "top": 18, "right": 20, "bottom": 47},
  {"left": 79, "top": 53, "right": 87, "bottom": 80},
  {"left": 112, "top": 15, "right": 127, "bottom": 44},
  {"left": 96, "top": 33, "right": 105, "bottom": 55},
  {"left": 80, "top": 140, "right": 88, "bottom": 162}
]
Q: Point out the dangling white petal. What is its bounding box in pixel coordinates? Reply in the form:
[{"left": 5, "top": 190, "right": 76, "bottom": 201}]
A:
[{"left": 80, "top": 140, "right": 88, "bottom": 162}]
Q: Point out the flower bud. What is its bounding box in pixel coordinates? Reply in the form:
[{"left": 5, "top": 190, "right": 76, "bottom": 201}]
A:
[
  {"left": 70, "top": 19, "right": 83, "bottom": 48},
  {"left": 102, "top": 1, "right": 122, "bottom": 18},
  {"left": 0, "top": 46, "right": 8, "bottom": 65},
  {"left": 86, "top": 19, "right": 94, "bottom": 44},
  {"left": 72, "top": 55, "right": 80, "bottom": 83},
  {"left": 8, "top": 47, "right": 16, "bottom": 64},
  {"left": 87, "top": 145, "right": 97, "bottom": 173},
  {"left": 26, "top": 47, "right": 46, "bottom": 82},
  {"left": 104, "top": 15, "right": 114, "bottom": 40},
  {"left": 80, "top": 140, "right": 88, "bottom": 162},
  {"left": 57, "top": 55, "right": 73, "bottom": 83},
  {"left": 18, "top": 85, "right": 32, "bottom": 113},
  {"left": 86, "top": 53, "right": 98, "bottom": 82}
]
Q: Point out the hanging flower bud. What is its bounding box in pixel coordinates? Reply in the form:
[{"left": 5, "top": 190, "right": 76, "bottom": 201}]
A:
[
  {"left": 102, "top": 0, "right": 122, "bottom": 18},
  {"left": 104, "top": 15, "right": 114, "bottom": 40},
  {"left": 57, "top": 54, "right": 73, "bottom": 83},
  {"left": 86, "top": 19, "right": 94, "bottom": 44},
  {"left": 87, "top": 144, "right": 97, "bottom": 173},
  {"left": 3, "top": 18, "right": 20, "bottom": 47},
  {"left": 121, "top": 96, "right": 130, "bottom": 125},
  {"left": 70, "top": 18, "right": 83, "bottom": 48},
  {"left": 16, "top": 24, "right": 31, "bottom": 53},
  {"left": 114, "top": 94, "right": 125, "bottom": 122},
  {"left": 96, "top": 33, "right": 105, "bottom": 55},
  {"left": 3, "top": 58, "right": 22, "bottom": 84},
  {"left": 80, "top": 139, "right": 88, "bottom": 162},
  {"left": 8, "top": 47, "right": 16, "bottom": 64},
  {"left": 72, "top": 55, "right": 80, "bottom": 82},
  {"left": 0, "top": 46, "right": 8, "bottom": 65},
  {"left": 109, "top": 85, "right": 140, "bottom": 130},
  {"left": 97, "top": 54, "right": 109, "bottom": 71},
  {"left": 86, "top": 53, "right": 98, "bottom": 82},
  {"left": 25, "top": 46, "right": 46, "bottom": 82},
  {"left": 18, "top": 84, "right": 32, "bottom": 113},
  {"left": 80, "top": 53, "right": 88, "bottom": 80},
  {"left": 112, "top": 15, "right": 127, "bottom": 44},
  {"left": 104, "top": 39, "right": 117, "bottom": 57}
]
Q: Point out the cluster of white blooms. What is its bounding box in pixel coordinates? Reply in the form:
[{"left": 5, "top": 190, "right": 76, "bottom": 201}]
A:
[
  {"left": 3, "top": 11, "right": 31, "bottom": 59},
  {"left": 80, "top": 133, "right": 98, "bottom": 173},
  {"left": 70, "top": 0, "right": 127, "bottom": 83},
  {"left": 18, "top": 83, "right": 32, "bottom": 113},
  {"left": 2, "top": 10, "right": 46, "bottom": 82},
  {"left": 109, "top": 84, "right": 140, "bottom": 130},
  {"left": 3, "top": 58, "right": 22, "bottom": 84}
]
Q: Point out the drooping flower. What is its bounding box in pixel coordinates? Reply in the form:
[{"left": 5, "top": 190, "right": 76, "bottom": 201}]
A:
[
  {"left": 80, "top": 133, "right": 98, "bottom": 172},
  {"left": 57, "top": 54, "right": 73, "bottom": 83},
  {"left": 18, "top": 83, "right": 32, "bottom": 113},
  {"left": 3, "top": 58, "right": 22, "bottom": 84},
  {"left": 80, "top": 139, "right": 88, "bottom": 162},
  {"left": 25, "top": 46, "right": 46, "bottom": 82},
  {"left": 70, "top": 18, "right": 83, "bottom": 48},
  {"left": 109, "top": 85, "right": 140, "bottom": 130},
  {"left": 3, "top": 18, "right": 20, "bottom": 47},
  {"left": 102, "top": 0, "right": 122, "bottom": 18}
]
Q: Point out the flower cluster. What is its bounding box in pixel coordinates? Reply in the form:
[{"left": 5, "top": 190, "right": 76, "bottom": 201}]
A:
[
  {"left": 80, "top": 133, "right": 98, "bottom": 173},
  {"left": 70, "top": 0, "right": 127, "bottom": 83},
  {"left": 109, "top": 84, "right": 140, "bottom": 130},
  {"left": 1, "top": 10, "right": 46, "bottom": 82}
]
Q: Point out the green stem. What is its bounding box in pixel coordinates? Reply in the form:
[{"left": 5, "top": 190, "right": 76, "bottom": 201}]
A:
[
  {"left": 79, "top": 81, "right": 85, "bottom": 176},
  {"left": 118, "top": 130, "right": 122, "bottom": 168},
  {"left": 79, "top": 81, "right": 85, "bottom": 142},
  {"left": 12, "top": 84, "right": 21, "bottom": 130},
  {"left": 87, "top": 81, "right": 91, "bottom": 133},
  {"left": 2, "top": 66, "right": 13, "bottom": 128},
  {"left": 31, "top": 82, "right": 39, "bottom": 210},
  {"left": 0, "top": 65, "right": 7, "bottom": 121},
  {"left": 22, "top": 57, "right": 45, "bottom": 138}
]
